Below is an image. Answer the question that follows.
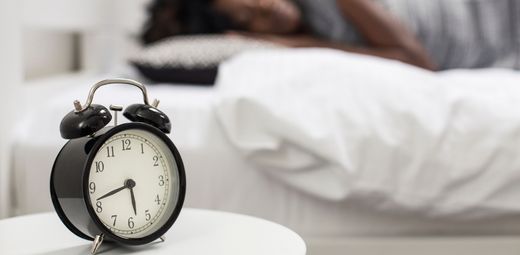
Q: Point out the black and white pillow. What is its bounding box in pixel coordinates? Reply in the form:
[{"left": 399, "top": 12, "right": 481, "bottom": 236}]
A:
[{"left": 130, "top": 35, "right": 281, "bottom": 85}]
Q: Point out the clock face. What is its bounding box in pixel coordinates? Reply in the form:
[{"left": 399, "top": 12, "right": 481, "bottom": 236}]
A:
[{"left": 87, "top": 128, "right": 181, "bottom": 239}]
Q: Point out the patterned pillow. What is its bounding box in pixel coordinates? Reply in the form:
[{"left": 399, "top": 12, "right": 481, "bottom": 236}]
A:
[{"left": 130, "top": 35, "right": 281, "bottom": 85}]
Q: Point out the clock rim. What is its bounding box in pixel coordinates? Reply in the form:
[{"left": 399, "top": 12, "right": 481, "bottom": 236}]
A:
[
  {"left": 82, "top": 122, "right": 186, "bottom": 245},
  {"left": 50, "top": 140, "right": 95, "bottom": 241}
]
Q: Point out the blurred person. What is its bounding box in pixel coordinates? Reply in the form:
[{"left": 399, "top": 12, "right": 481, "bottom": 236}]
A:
[{"left": 142, "top": 0, "right": 520, "bottom": 71}]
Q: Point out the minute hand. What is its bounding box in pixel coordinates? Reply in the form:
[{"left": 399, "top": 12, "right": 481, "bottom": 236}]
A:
[{"left": 97, "top": 185, "right": 126, "bottom": 201}]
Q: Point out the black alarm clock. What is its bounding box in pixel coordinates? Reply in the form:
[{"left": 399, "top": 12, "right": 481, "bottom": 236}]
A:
[{"left": 50, "top": 79, "right": 186, "bottom": 254}]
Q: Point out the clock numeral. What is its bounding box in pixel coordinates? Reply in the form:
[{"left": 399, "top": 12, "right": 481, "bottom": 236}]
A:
[
  {"left": 155, "top": 195, "right": 161, "bottom": 205},
  {"left": 128, "top": 217, "right": 135, "bottom": 229},
  {"left": 122, "top": 139, "right": 131, "bottom": 151},
  {"left": 141, "top": 143, "right": 144, "bottom": 154},
  {"left": 153, "top": 156, "right": 159, "bottom": 167},
  {"left": 111, "top": 215, "right": 117, "bottom": 227},
  {"left": 158, "top": 175, "right": 165, "bottom": 186},
  {"left": 145, "top": 210, "right": 151, "bottom": 221},
  {"left": 106, "top": 146, "right": 115, "bottom": 157},
  {"left": 89, "top": 182, "right": 96, "bottom": 194},
  {"left": 96, "top": 201, "right": 103, "bottom": 213},
  {"left": 95, "top": 161, "right": 104, "bottom": 173}
]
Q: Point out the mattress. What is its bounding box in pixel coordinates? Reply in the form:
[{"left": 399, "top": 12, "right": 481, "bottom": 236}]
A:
[{"left": 11, "top": 74, "right": 520, "bottom": 241}]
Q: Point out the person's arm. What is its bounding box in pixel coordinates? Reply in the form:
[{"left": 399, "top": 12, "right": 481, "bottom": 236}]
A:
[
  {"left": 237, "top": 0, "right": 436, "bottom": 70},
  {"left": 234, "top": 32, "right": 436, "bottom": 69},
  {"left": 334, "top": 0, "right": 436, "bottom": 70}
]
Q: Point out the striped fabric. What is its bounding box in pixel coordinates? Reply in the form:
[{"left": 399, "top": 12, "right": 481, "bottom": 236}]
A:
[{"left": 295, "top": 0, "right": 520, "bottom": 70}]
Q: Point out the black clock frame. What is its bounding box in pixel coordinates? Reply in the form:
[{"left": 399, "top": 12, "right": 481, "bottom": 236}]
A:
[{"left": 50, "top": 122, "right": 186, "bottom": 245}]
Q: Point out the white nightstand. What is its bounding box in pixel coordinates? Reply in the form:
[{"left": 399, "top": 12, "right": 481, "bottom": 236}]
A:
[{"left": 0, "top": 208, "right": 306, "bottom": 255}]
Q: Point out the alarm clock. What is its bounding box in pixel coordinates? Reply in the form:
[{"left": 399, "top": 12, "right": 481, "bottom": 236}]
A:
[{"left": 50, "top": 79, "right": 186, "bottom": 254}]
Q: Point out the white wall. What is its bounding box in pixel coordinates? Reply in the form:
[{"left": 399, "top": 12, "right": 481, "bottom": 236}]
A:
[
  {"left": 21, "top": 0, "right": 111, "bottom": 78},
  {"left": 0, "top": 0, "right": 22, "bottom": 218},
  {"left": 20, "top": 0, "right": 151, "bottom": 76},
  {"left": 3, "top": 0, "right": 152, "bottom": 218},
  {"left": 80, "top": 0, "right": 151, "bottom": 72},
  {"left": 23, "top": 29, "right": 76, "bottom": 80}
]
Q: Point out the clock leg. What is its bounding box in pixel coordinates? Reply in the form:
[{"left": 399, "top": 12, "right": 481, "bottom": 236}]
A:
[
  {"left": 91, "top": 234, "right": 104, "bottom": 255},
  {"left": 160, "top": 236, "right": 166, "bottom": 242}
]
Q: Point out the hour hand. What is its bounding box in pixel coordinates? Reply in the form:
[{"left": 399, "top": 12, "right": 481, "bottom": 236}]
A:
[
  {"left": 97, "top": 185, "right": 126, "bottom": 201},
  {"left": 130, "top": 188, "right": 137, "bottom": 216}
]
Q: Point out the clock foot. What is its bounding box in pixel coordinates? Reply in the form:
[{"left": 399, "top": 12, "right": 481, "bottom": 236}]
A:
[
  {"left": 91, "top": 234, "right": 104, "bottom": 255},
  {"left": 159, "top": 236, "right": 166, "bottom": 242}
]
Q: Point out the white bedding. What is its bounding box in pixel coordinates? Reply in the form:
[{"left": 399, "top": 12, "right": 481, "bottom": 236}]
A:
[
  {"left": 216, "top": 49, "right": 520, "bottom": 219},
  {"left": 10, "top": 50, "right": 520, "bottom": 239}
]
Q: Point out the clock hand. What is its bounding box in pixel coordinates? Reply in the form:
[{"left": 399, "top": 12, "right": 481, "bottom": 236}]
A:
[
  {"left": 124, "top": 179, "right": 137, "bottom": 216},
  {"left": 97, "top": 185, "right": 126, "bottom": 201},
  {"left": 96, "top": 179, "right": 136, "bottom": 201},
  {"left": 130, "top": 187, "right": 137, "bottom": 216}
]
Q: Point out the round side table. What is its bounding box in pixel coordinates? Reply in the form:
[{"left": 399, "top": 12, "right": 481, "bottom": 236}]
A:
[{"left": 0, "top": 208, "right": 306, "bottom": 255}]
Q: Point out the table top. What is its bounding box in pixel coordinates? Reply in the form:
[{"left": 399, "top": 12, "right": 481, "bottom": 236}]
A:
[{"left": 0, "top": 208, "right": 306, "bottom": 255}]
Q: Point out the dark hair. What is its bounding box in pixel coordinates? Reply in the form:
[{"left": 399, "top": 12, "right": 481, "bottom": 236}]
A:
[{"left": 141, "top": 0, "right": 239, "bottom": 45}]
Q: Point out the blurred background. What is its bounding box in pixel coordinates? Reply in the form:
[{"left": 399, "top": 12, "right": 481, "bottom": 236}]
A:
[
  {"left": 2, "top": 0, "right": 520, "bottom": 254},
  {"left": 0, "top": 0, "right": 149, "bottom": 219}
]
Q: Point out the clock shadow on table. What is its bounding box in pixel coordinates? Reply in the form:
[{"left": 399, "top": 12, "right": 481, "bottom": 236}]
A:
[{"left": 33, "top": 241, "right": 164, "bottom": 255}]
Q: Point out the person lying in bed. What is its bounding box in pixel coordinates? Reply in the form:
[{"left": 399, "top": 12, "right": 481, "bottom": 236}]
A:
[{"left": 142, "top": 0, "right": 520, "bottom": 71}]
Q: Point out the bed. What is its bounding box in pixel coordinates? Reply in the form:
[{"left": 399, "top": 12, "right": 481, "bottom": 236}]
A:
[
  {"left": 7, "top": 0, "right": 520, "bottom": 254},
  {"left": 10, "top": 67, "right": 520, "bottom": 255}
]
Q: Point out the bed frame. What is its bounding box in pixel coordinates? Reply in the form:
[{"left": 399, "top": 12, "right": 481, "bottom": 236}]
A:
[{"left": 3, "top": 1, "right": 520, "bottom": 254}]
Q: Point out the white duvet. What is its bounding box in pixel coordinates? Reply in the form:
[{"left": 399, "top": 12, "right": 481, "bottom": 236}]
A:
[{"left": 216, "top": 49, "right": 520, "bottom": 218}]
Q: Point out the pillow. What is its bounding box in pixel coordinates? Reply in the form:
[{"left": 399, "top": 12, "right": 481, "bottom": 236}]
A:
[{"left": 130, "top": 35, "right": 281, "bottom": 85}]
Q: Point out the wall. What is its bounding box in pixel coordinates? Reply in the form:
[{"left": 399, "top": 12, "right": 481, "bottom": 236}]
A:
[
  {"left": 20, "top": 0, "right": 151, "bottom": 77},
  {"left": 21, "top": 0, "right": 110, "bottom": 79},
  {"left": 22, "top": 29, "right": 76, "bottom": 80},
  {"left": 6, "top": 0, "right": 152, "bottom": 218},
  {"left": 0, "top": 0, "right": 155, "bottom": 218},
  {"left": 0, "top": 0, "right": 22, "bottom": 218},
  {"left": 80, "top": 0, "right": 151, "bottom": 73}
]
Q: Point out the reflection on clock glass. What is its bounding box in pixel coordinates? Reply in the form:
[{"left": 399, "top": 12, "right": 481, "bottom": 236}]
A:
[{"left": 87, "top": 129, "right": 180, "bottom": 239}]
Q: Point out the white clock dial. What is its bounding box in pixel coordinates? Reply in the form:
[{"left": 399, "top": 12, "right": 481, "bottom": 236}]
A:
[{"left": 87, "top": 128, "right": 180, "bottom": 239}]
